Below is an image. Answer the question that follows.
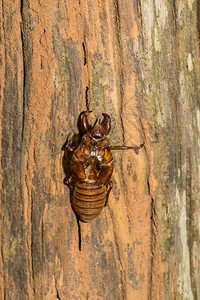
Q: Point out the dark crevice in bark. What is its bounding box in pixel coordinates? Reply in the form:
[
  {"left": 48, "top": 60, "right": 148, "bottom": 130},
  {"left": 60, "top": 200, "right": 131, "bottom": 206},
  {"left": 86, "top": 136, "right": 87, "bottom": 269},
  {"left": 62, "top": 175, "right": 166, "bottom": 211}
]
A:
[
  {"left": 20, "top": 2, "right": 36, "bottom": 298},
  {"left": 197, "top": 0, "right": 200, "bottom": 46},
  {"left": 113, "top": 0, "right": 125, "bottom": 144},
  {"left": 20, "top": 1, "right": 35, "bottom": 298},
  {"left": 54, "top": 276, "right": 62, "bottom": 299},
  {"left": 139, "top": 117, "right": 157, "bottom": 300},
  {"left": 136, "top": 0, "right": 145, "bottom": 47},
  {"left": 82, "top": 41, "right": 87, "bottom": 65},
  {"left": 113, "top": 0, "right": 126, "bottom": 206},
  {"left": 136, "top": 0, "right": 143, "bottom": 28},
  {"left": 31, "top": 208, "right": 36, "bottom": 296},
  {"left": 56, "top": 288, "right": 62, "bottom": 300},
  {"left": 76, "top": 215, "right": 82, "bottom": 251},
  {"left": 171, "top": 0, "right": 177, "bottom": 30},
  {"left": 82, "top": 36, "right": 91, "bottom": 112},
  {"left": 108, "top": 206, "right": 126, "bottom": 300},
  {"left": 1, "top": 2, "right": 6, "bottom": 299},
  {"left": 85, "top": 86, "right": 89, "bottom": 111},
  {"left": 20, "top": 0, "right": 26, "bottom": 143},
  {"left": 147, "top": 179, "right": 157, "bottom": 300},
  {"left": 0, "top": 238, "right": 5, "bottom": 299},
  {"left": 186, "top": 150, "right": 197, "bottom": 299},
  {"left": 41, "top": 217, "right": 45, "bottom": 270}
]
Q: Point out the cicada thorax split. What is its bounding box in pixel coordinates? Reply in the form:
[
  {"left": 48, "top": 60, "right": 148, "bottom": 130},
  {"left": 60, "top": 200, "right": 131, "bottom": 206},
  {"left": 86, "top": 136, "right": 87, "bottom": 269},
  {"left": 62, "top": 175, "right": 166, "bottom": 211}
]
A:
[{"left": 64, "top": 110, "right": 143, "bottom": 224}]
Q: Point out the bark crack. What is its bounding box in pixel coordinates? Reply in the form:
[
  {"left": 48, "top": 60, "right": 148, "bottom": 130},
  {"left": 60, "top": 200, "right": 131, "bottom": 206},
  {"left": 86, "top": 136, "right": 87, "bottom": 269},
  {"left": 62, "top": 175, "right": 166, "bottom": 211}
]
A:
[
  {"left": 137, "top": 0, "right": 143, "bottom": 27},
  {"left": 20, "top": 0, "right": 26, "bottom": 143},
  {"left": 55, "top": 278, "right": 62, "bottom": 300},
  {"left": 82, "top": 41, "right": 87, "bottom": 65},
  {"left": 1, "top": 1, "right": 6, "bottom": 298},
  {"left": 108, "top": 206, "right": 127, "bottom": 300},
  {"left": 20, "top": 1, "right": 36, "bottom": 298},
  {"left": 113, "top": 0, "right": 127, "bottom": 202},
  {"left": 113, "top": 0, "right": 125, "bottom": 144},
  {"left": 81, "top": 35, "right": 90, "bottom": 111},
  {"left": 171, "top": 0, "right": 177, "bottom": 31},
  {"left": 148, "top": 179, "right": 157, "bottom": 300},
  {"left": 56, "top": 288, "right": 62, "bottom": 300},
  {"left": 197, "top": 0, "right": 200, "bottom": 44},
  {"left": 30, "top": 197, "right": 36, "bottom": 296},
  {"left": 85, "top": 86, "right": 89, "bottom": 111},
  {"left": 139, "top": 119, "right": 157, "bottom": 299},
  {"left": 186, "top": 150, "right": 197, "bottom": 298}
]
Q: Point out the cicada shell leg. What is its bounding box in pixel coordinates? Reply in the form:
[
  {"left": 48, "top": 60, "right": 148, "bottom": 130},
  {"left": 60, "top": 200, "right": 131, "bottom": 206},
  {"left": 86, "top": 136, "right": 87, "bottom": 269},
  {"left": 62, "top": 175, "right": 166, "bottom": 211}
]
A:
[
  {"left": 105, "top": 179, "right": 113, "bottom": 207},
  {"left": 64, "top": 176, "right": 73, "bottom": 188},
  {"left": 110, "top": 143, "right": 144, "bottom": 150},
  {"left": 110, "top": 143, "right": 144, "bottom": 154},
  {"left": 64, "top": 132, "right": 76, "bottom": 152}
]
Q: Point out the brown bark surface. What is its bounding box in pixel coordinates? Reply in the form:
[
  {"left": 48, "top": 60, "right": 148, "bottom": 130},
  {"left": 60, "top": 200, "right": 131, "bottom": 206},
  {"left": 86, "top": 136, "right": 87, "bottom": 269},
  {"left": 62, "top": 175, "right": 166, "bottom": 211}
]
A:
[{"left": 0, "top": 0, "right": 200, "bottom": 299}]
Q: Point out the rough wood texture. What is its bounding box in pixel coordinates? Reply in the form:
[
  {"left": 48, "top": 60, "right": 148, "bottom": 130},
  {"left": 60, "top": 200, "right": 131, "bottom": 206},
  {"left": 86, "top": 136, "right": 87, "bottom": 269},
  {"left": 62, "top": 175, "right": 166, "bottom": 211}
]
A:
[{"left": 0, "top": 0, "right": 200, "bottom": 299}]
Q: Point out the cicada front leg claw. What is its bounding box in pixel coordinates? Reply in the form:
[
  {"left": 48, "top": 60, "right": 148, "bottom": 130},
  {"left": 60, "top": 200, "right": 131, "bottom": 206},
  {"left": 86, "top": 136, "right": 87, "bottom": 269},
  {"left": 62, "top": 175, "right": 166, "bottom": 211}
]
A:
[{"left": 65, "top": 132, "right": 76, "bottom": 152}]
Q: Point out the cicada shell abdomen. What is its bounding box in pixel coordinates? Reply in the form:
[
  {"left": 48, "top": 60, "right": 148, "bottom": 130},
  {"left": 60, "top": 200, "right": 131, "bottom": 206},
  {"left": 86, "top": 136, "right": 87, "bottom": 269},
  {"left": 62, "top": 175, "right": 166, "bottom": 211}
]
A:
[{"left": 72, "top": 181, "right": 107, "bottom": 223}]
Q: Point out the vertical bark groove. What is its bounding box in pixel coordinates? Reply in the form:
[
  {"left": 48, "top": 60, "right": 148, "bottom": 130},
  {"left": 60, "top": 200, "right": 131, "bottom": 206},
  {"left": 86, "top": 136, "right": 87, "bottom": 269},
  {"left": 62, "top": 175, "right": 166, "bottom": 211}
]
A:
[
  {"left": 113, "top": 0, "right": 125, "bottom": 144},
  {"left": 20, "top": 0, "right": 26, "bottom": 143},
  {"left": 108, "top": 206, "right": 127, "bottom": 300}
]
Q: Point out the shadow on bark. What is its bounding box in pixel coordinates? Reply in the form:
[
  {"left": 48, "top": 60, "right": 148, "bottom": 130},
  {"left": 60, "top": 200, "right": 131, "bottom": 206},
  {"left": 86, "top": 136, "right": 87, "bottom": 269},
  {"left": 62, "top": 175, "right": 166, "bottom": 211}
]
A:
[{"left": 61, "top": 133, "right": 82, "bottom": 251}]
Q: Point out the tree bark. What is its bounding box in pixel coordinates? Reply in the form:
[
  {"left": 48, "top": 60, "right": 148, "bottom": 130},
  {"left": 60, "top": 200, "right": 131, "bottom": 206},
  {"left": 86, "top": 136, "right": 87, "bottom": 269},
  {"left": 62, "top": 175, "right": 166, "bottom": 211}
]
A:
[{"left": 0, "top": 0, "right": 199, "bottom": 299}]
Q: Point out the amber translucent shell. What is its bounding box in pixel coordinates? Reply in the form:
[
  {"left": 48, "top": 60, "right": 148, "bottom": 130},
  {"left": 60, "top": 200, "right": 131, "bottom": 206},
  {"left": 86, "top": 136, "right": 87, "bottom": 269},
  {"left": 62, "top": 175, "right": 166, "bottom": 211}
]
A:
[{"left": 71, "top": 143, "right": 114, "bottom": 222}]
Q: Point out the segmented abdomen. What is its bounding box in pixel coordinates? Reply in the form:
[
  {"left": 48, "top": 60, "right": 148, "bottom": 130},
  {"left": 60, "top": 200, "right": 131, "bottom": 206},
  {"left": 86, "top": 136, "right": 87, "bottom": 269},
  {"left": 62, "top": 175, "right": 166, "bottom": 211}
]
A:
[{"left": 72, "top": 181, "right": 107, "bottom": 223}]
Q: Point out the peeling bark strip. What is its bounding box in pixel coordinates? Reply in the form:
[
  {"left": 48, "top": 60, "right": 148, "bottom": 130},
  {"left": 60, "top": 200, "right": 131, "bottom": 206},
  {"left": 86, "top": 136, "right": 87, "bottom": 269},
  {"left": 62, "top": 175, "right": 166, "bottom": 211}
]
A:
[{"left": 0, "top": 0, "right": 200, "bottom": 299}]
